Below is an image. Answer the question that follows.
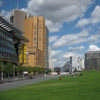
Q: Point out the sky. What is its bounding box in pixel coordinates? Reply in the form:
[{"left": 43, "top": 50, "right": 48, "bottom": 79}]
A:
[{"left": 0, "top": 0, "right": 100, "bottom": 67}]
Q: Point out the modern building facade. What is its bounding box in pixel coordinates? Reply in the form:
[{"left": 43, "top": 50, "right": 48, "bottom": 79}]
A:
[
  {"left": 85, "top": 51, "right": 100, "bottom": 70},
  {"left": 10, "top": 10, "right": 28, "bottom": 65},
  {"left": 24, "top": 16, "right": 48, "bottom": 68},
  {"left": 0, "top": 16, "right": 26, "bottom": 65}
]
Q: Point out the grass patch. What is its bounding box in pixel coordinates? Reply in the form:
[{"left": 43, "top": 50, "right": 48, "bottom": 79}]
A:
[{"left": 0, "top": 71, "right": 100, "bottom": 100}]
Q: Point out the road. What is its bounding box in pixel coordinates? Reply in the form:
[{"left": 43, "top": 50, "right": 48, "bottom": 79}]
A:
[{"left": 0, "top": 75, "right": 58, "bottom": 92}]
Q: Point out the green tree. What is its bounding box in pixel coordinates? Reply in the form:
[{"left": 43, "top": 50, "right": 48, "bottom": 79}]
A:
[
  {"left": 27, "top": 67, "right": 33, "bottom": 73},
  {"left": 45, "top": 69, "right": 51, "bottom": 74},
  {"left": 16, "top": 65, "right": 24, "bottom": 77},
  {"left": 4, "top": 63, "right": 13, "bottom": 79},
  {"left": 40, "top": 68, "right": 45, "bottom": 74}
]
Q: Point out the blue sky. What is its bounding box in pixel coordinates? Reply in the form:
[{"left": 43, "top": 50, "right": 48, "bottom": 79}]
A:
[{"left": 0, "top": 0, "right": 100, "bottom": 67}]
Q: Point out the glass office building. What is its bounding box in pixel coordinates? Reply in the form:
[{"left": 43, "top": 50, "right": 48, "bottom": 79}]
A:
[
  {"left": 0, "top": 16, "right": 26, "bottom": 65},
  {"left": 0, "top": 27, "right": 17, "bottom": 63}
]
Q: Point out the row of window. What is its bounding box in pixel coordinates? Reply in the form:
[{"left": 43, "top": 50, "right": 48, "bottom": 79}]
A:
[
  {"left": 0, "top": 52, "right": 17, "bottom": 58},
  {"left": 0, "top": 53, "right": 18, "bottom": 62},
  {"left": 0, "top": 30, "right": 13, "bottom": 41},
  {"left": 0, "top": 40, "right": 14, "bottom": 49},
  {"left": 0, "top": 47, "right": 16, "bottom": 55},
  {"left": 0, "top": 28, "right": 19, "bottom": 63},
  {"left": 0, "top": 34, "right": 13, "bottom": 42}
]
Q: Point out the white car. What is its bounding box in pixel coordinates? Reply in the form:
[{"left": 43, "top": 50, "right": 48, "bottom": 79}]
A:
[
  {"left": 50, "top": 72, "right": 58, "bottom": 75},
  {"left": 60, "top": 72, "right": 68, "bottom": 75}
]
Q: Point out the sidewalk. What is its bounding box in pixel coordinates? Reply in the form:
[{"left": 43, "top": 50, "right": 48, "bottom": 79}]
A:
[
  {"left": 0, "top": 74, "right": 43, "bottom": 84},
  {"left": 0, "top": 75, "right": 58, "bottom": 92}
]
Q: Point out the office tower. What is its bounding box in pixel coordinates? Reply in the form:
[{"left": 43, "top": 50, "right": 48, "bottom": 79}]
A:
[
  {"left": 85, "top": 51, "right": 100, "bottom": 70},
  {"left": 24, "top": 16, "right": 48, "bottom": 68}
]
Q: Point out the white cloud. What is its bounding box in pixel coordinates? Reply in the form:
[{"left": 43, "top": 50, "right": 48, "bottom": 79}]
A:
[
  {"left": 88, "top": 45, "right": 100, "bottom": 51},
  {"left": 53, "top": 30, "right": 89, "bottom": 48},
  {"left": 46, "top": 20, "right": 63, "bottom": 32},
  {"left": 52, "top": 29, "right": 100, "bottom": 49},
  {"left": 69, "top": 46, "right": 85, "bottom": 51},
  {"left": 54, "top": 57, "right": 67, "bottom": 67},
  {"left": 77, "top": 6, "right": 100, "bottom": 27},
  {"left": 27, "top": 0, "right": 92, "bottom": 32},
  {"left": 20, "top": 8, "right": 27, "bottom": 12},
  {"left": 49, "top": 48, "right": 65, "bottom": 67},
  {"left": 88, "top": 34, "right": 100, "bottom": 43},
  {"left": 0, "top": 10, "right": 11, "bottom": 22},
  {"left": 91, "top": 6, "right": 100, "bottom": 23},
  {"left": 49, "top": 35, "right": 58, "bottom": 43},
  {"left": 63, "top": 52, "right": 80, "bottom": 58},
  {"left": 77, "top": 18, "right": 90, "bottom": 27},
  {"left": 50, "top": 49, "right": 62, "bottom": 58}
]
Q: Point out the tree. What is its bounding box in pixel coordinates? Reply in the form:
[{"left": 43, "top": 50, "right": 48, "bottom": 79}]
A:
[
  {"left": 45, "top": 69, "right": 51, "bottom": 74},
  {"left": 39, "top": 68, "right": 45, "bottom": 74},
  {"left": 4, "top": 63, "right": 13, "bottom": 79},
  {"left": 32, "top": 66, "right": 42, "bottom": 75},
  {"left": 16, "top": 65, "right": 24, "bottom": 77},
  {"left": 27, "top": 67, "right": 33, "bottom": 73},
  {"left": 32, "top": 67, "right": 38, "bottom": 75}
]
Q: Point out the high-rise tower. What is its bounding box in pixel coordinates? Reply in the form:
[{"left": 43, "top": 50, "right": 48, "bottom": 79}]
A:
[{"left": 24, "top": 16, "right": 48, "bottom": 68}]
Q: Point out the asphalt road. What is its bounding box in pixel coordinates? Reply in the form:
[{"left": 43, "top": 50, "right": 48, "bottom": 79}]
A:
[{"left": 0, "top": 75, "right": 58, "bottom": 92}]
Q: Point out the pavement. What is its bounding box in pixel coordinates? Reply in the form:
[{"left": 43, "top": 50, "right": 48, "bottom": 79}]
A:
[{"left": 0, "top": 75, "right": 58, "bottom": 92}]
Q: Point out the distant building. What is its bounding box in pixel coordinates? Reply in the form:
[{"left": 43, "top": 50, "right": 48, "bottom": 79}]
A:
[
  {"left": 62, "top": 60, "right": 70, "bottom": 72},
  {"left": 48, "top": 49, "right": 54, "bottom": 71},
  {"left": 62, "top": 56, "right": 84, "bottom": 72},
  {"left": 85, "top": 51, "right": 100, "bottom": 70}
]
